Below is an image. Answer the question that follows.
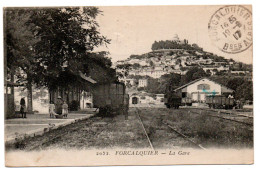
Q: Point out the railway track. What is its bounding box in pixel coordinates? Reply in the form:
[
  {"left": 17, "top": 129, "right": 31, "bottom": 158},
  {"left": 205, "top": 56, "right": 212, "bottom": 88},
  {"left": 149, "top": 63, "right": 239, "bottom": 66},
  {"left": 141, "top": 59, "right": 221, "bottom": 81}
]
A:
[
  {"left": 27, "top": 122, "right": 85, "bottom": 151},
  {"left": 200, "top": 108, "right": 253, "bottom": 118},
  {"left": 135, "top": 108, "right": 206, "bottom": 150},
  {"left": 189, "top": 108, "right": 253, "bottom": 126}
]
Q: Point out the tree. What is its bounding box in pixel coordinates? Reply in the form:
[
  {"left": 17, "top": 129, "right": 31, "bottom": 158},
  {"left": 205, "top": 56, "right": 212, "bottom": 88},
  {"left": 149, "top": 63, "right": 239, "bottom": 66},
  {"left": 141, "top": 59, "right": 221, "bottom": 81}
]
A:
[
  {"left": 27, "top": 7, "right": 110, "bottom": 89},
  {"left": 5, "top": 7, "right": 113, "bottom": 114},
  {"left": 210, "top": 76, "right": 253, "bottom": 101},
  {"left": 151, "top": 39, "right": 201, "bottom": 51},
  {"left": 143, "top": 73, "right": 181, "bottom": 95},
  {"left": 145, "top": 78, "right": 160, "bottom": 93},
  {"left": 82, "top": 52, "right": 117, "bottom": 83},
  {"left": 5, "top": 8, "right": 39, "bottom": 113},
  {"left": 132, "top": 63, "right": 141, "bottom": 69},
  {"left": 151, "top": 41, "right": 159, "bottom": 50},
  {"left": 116, "top": 63, "right": 131, "bottom": 78},
  {"left": 235, "top": 81, "right": 253, "bottom": 101},
  {"left": 149, "top": 61, "right": 154, "bottom": 67},
  {"left": 182, "top": 67, "right": 208, "bottom": 84},
  {"left": 164, "top": 73, "right": 181, "bottom": 93}
]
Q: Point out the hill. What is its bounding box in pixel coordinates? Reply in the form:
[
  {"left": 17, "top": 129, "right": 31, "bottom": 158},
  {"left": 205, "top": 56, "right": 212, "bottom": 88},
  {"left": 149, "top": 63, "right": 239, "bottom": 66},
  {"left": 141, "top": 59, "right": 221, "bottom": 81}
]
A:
[{"left": 115, "top": 36, "right": 252, "bottom": 81}]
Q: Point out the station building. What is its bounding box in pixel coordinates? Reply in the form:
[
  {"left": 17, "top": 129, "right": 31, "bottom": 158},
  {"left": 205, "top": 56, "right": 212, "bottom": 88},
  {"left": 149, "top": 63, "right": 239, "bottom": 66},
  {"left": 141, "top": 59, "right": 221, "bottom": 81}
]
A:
[{"left": 174, "top": 77, "right": 233, "bottom": 104}]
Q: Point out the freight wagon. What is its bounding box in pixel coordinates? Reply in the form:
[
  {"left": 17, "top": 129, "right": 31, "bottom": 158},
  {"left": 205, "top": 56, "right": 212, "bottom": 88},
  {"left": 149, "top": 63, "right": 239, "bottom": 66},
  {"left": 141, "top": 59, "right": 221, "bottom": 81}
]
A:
[
  {"left": 92, "top": 82, "right": 129, "bottom": 116},
  {"left": 206, "top": 95, "right": 235, "bottom": 109}
]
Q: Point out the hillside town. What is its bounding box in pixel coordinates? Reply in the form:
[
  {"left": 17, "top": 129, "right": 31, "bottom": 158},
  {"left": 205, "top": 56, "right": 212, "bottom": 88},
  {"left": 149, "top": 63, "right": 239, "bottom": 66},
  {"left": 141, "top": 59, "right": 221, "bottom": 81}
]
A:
[{"left": 115, "top": 34, "right": 252, "bottom": 90}]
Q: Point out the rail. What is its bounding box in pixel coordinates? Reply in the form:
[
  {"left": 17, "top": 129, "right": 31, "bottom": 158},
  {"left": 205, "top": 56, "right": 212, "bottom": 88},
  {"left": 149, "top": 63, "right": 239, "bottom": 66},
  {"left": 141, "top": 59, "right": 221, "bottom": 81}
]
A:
[
  {"left": 135, "top": 107, "right": 206, "bottom": 150},
  {"left": 135, "top": 108, "right": 155, "bottom": 150},
  {"left": 189, "top": 109, "right": 253, "bottom": 126}
]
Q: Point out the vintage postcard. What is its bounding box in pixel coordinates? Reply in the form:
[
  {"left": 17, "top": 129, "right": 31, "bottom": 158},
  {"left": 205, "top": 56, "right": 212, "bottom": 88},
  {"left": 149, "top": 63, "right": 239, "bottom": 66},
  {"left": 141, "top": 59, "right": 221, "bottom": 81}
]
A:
[{"left": 4, "top": 5, "right": 253, "bottom": 166}]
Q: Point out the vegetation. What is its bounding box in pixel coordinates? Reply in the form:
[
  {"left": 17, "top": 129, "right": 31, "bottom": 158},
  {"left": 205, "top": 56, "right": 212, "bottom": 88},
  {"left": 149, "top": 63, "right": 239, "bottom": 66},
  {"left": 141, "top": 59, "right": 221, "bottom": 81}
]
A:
[
  {"left": 5, "top": 7, "right": 113, "bottom": 87},
  {"left": 151, "top": 40, "right": 203, "bottom": 51},
  {"left": 211, "top": 76, "right": 253, "bottom": 101}
]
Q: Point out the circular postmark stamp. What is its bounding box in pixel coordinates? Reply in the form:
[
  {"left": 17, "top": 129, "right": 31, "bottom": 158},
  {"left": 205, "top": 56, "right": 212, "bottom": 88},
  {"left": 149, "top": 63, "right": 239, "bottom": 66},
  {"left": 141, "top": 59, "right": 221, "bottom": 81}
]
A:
[{"left": 208, "top": 5, "right": 252, "bottom": 54}]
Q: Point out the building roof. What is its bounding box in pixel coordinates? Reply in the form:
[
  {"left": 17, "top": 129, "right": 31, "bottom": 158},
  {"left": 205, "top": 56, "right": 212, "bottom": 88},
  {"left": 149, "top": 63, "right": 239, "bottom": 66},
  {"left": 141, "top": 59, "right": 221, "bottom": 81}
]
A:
[
  {"left": 78, "top": 72, "right": 97, "bottom": 84},
  {"left": 174, "top": 77, "right": 233, "bottom": 92}
]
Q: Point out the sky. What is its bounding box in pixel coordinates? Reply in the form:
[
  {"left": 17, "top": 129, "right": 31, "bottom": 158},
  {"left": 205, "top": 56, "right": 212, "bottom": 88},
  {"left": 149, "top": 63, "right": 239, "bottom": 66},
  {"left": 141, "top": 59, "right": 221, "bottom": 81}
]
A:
[{"left": 95, "top": 6, "right": 252, "bottom": 64}]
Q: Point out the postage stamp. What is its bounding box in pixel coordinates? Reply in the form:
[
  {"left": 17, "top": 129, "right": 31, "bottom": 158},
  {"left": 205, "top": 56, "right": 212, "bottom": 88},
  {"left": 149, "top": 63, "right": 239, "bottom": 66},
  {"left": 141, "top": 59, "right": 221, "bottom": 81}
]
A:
[{"left": 208, "top": 5, "right": 252, "bottom": 54}]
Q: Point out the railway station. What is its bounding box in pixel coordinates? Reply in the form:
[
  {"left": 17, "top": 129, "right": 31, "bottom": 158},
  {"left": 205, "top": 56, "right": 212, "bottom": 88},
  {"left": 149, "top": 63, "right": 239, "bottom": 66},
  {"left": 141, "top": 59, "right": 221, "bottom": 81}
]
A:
[{"left": 4, "top": 6, "right": 253, "bottom": 163}]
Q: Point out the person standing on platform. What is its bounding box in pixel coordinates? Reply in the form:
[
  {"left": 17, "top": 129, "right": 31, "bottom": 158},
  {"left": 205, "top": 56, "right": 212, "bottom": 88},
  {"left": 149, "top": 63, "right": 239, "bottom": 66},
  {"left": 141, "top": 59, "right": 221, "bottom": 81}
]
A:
[
  {"left": 56, "top": 96, "right": 63, "bottom": 115},
  {"left": 62, "top": 101, "right": 69, "bottom": 118},
  {"left": 20, "top": 97, "right": 26, "bottom": 118},
  {"left": 49, "top": 101, "right": 56, "bottom": 118}
]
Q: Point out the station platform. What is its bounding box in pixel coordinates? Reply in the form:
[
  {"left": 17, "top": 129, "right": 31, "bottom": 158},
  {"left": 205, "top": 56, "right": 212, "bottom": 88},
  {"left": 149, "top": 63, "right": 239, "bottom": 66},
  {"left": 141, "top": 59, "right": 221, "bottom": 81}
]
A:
[{"left": 5, "top": 110, "right": 96, "bottom": 143}]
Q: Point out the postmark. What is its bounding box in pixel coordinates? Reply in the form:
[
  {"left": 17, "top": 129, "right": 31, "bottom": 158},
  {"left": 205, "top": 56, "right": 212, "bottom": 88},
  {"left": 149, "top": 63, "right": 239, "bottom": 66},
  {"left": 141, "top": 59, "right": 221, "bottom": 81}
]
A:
[{"left": 208, "top": 5, "right": 252, "bottom": 54}]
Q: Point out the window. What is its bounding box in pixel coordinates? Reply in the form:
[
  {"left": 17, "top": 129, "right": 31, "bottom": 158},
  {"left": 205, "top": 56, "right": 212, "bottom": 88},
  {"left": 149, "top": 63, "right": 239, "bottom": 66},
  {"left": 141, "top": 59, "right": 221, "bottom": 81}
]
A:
[{"left": 197, "top": 84, "right": 210, "bottom": 90}]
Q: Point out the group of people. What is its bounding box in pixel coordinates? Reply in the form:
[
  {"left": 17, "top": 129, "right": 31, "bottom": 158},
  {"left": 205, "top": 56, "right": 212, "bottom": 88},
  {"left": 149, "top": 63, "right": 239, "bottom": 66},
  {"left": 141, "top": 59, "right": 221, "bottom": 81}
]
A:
[
  {"left": 18, "top": 96, "right": 69, "bottom": 119},
  {"left": 49, "top": 96, "right": 69, "bottom": 118}
]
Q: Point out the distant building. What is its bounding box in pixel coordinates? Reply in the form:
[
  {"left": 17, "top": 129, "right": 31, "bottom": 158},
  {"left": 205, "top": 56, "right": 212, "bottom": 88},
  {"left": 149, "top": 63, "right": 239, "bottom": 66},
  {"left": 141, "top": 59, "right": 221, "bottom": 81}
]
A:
[
  {"left": 217, "top": 65, "right": 229, "bottom": 71},
  {"left": 214, "top": 62, "right": 227, "bottom": 66},
  {"left": 139, "top": 60, "right": 149, "bottom": 66},
  {"left": 202, "top": 67, "right": 217, "bottom": 75},
  {"left": 138, "top": 79, "right": 148, "bottom": 87},
  {"left": 116, "top": 60, "right": 125, "bottom": 65},
  {"left": 130, "top": 91, "right": 165, "bottom": 106},
  {"left": 230, "top": 71, "right": 249, "bottom": 75},
  {"left": 155, "top": 94, "right": 165, "bottom": 104},
  {"left": 125, "top": 78, "right": 135, "bottom": 86},
  {"left": 165, "top": 55, "right": 173, "bottom": 61},
  {"left": 195, "top": 51, "right": 203, "bottom": 56},
  {"left": 172, "top": 34, "right": 180, "bottom": 42},
  {"left": 130, "top": 91, "right": 153, "bottom": 105},
  {"left": 127, "top": 58, "right": 140, "bottom": 65},
  {"left": 133, "top": 67, "right": 167, "bottom": 78}
]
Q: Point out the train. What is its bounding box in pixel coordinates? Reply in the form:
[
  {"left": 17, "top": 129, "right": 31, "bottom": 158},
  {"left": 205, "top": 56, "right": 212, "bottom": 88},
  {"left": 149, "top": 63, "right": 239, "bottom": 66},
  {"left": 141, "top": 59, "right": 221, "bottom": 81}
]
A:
[
  {"left": 205, "top": 95, "right": 235, "bottom": 109},
  {"left": 165, "top": 94, "right": 235, "bottom": 109},
  {"left": 92, "top": 82, "right": 129, "bottom": 116},
  {"left": 164, "top": 94, "right": 182, "bottom": 109}
]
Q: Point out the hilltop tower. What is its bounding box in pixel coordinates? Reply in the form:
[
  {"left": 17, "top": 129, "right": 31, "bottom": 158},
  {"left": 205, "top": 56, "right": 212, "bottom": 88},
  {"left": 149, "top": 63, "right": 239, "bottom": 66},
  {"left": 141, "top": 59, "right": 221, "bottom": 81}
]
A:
[{"left": 172, "top": 34, "right": 180, "bottom": 42}]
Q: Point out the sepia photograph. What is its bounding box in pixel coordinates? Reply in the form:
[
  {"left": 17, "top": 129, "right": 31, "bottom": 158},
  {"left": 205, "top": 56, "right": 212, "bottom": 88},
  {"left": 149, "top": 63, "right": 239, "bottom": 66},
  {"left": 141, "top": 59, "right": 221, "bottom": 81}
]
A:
[{"left": 3, "top": 4, "right": 254, "bottom": 166}]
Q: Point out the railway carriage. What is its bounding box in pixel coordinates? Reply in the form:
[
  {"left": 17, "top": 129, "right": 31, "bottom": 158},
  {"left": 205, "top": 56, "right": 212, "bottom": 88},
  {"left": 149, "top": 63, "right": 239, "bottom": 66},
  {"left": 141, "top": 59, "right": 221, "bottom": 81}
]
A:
[
  {"left": 206, "top": 95, "right": 235, "bottom": 109},
  {"left": 92, "top": 82, "right": 129, "bottom": 116}
]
